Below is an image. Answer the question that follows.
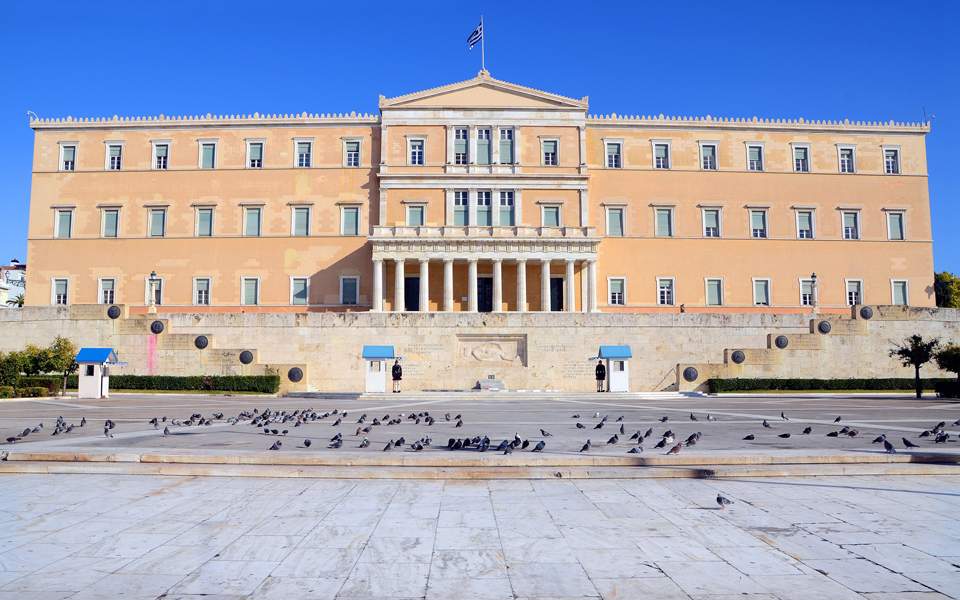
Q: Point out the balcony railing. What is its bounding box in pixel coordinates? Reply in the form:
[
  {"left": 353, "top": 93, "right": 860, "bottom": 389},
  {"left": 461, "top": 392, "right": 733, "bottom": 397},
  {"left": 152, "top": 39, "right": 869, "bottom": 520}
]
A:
[{"left": 371, "top": 225, "right": 598, "bottom": 240}]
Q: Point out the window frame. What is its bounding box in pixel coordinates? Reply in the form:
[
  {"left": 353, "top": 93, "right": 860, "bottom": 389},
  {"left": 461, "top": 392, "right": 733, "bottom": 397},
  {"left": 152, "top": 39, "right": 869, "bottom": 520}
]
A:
[
  {"left": 148, "top": 208, "right": 167, "bottom": 238},
  {"left": 342, "top": 137, "right": 362, "bottom": 168},
  {"left": 752, "top": 277, "right": 772, "bottom": 306},
  {"left": 791, "top": 143, "right": 811, "bottom": 173},
  {"left": 795, "top": 209, "right": 815, "bottom": 239},
  {"left": 151, "top": 140, "right": 171, "bottom": 171},
  {"left": 240, "top": 276, "right": 261, "bottom": 306},
  {"left": 837, "top": 145, "right": 857, "bottom": 174},
  {"left": 290, "top": 205, "right": 312, "bottom": 237},
  {"left": 749, "top": 208, "right": 769, "bottom": 239},
  {"left": 293, "top": 138, "right": 313, "bottom": 168},
  {"left": 242, "top": 206, "right": 263, "bottom": 237},
  {"left": 193, "top": 277, "right": 212, "bottom": 306},
  {"left": 605, "top": 206, "right": 625, "bottom": 237},
  {"left": 844, "top": 278, "right": 864, "bottom": 307},
  {"left": 51, "top": 277, "right": 69, "bottom": 305},
  {"left": 651, "top": 140, "right": 672, "bottom": 170},
  {"left": 540, "top": 204, "right": 562, "bottom": 228},
  {"left": 656, "top": 276, "right": 676, "bottom": 306},
  {"left": 453, "top": 190, "right": 469, "bottom": 226},
  {"left": 143, "top": 275, "right": 164, "bottom": 306},
  {"left": 498, "top": 190, "right": 516, "bottom": 226},
  {"left": 604, "top": 139, "right": 623, "bottom": 169},
  {"left": 54, "top": 208, "right": 74, "bottom": 239},
  {"left": 59, "top": 142, "right": 77, "bottom": 172},
  {"left": 198, "top": 139, "right": 218, "bottom": 170},
  {"left": 891, "top": 279, "right": 909, "bottom": 306},
  {"left": 101, "top": 207, "right": 120, "bottom": 238},
  {"left": 883, "top": 145, "right": 901, "bottom": 175},
  {"left": 453, "top": 127, "right": 469, "bottom": 165},
  {"left": 97, "top": 277, "right": 116, "bottom": 305},
  {"left": 290, "top": 276, "right": 310, "bottom": 306},
  {"left": 245, "top": 139, "right": 265, "bottom": 169},
  {"left": 886, "top": 210, "right": 906, "bottom": 241},
  {"left": 476, "top": 191, "right": 493, "bottom": 226},
  {"left": 407, "top": 137, "right": 425, "bottom": 166},
  {"left": 340, "top": 205, "right": 361, "bottom": 236},
  {"left": 498, "top": 127, "right": 515, "bottom": 164},
  {"left": 701, "top": 207, "right": 722, "bottom": 238},
  {"left": 704, "top": 277, "right": 724, "bottom": 306},
  {"left": 194, "top": 206, "right": 214, "bottom": 238},
  {"left": 476, "top": 128, "right": 492, "bottom": 165},
  {"left": 654, "top": 206, "right": 674, "bottom": 237},
  {"left": 405, "top": 204, "right": 426, "bottom": 227},
  {"left": 104, "top": 142, "right": 124, "bottom": 171},
  {"left": 541, "top": 138, "right": 559, "bottom": 166},
  {"left": 745, "top": 143, "right": 764, "bottom": 172},
  {"left": 698, "top": 141, "right": 718, "bottom": 171},
  {"left": 607, "top": 276, "right": 626, "bottom": 306},
  {"left": 339, "top": 275, "right": 360, "bottom": 306},
  {"left": 841, "top": 210, "right": 861, "bottom": 240},
  {"left": 798, "top": 277, "right": 817, "bottom": 307}
]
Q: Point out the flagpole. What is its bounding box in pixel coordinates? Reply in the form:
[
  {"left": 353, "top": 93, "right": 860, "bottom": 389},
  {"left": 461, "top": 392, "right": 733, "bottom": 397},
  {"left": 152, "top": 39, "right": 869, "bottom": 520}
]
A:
[{"left": 480, "top": 15, "right": 485, "bottom": 72}]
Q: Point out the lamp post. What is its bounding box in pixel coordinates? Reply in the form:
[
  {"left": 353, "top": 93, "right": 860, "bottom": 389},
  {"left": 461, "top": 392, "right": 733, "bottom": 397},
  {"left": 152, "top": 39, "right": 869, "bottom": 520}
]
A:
[
  {"left": 810, "top": 272, "right": 818, "bottom": 313},
  {"left": 148, "top": 270, "right": 159, "bottom": 314}
]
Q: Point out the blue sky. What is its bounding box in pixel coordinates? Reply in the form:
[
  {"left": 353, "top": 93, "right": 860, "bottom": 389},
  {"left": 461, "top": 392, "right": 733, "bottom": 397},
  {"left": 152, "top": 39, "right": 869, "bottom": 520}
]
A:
[{"left": 1, "top": 0, "right": 957, "bottom": 271}]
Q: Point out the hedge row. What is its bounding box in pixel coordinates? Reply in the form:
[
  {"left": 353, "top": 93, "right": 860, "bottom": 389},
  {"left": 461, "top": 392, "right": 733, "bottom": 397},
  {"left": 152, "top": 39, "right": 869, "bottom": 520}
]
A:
[
  {"left": 935, "top": 381, "right": 960, "bottom": 399},
  {"left": 15, "top": 374, "right": 279, "bottom": 394},
  {"left": 708, "top": 378, "right": 953, "bottom": 393},
  {"left": 0, "top": 386, "right": 50, "bottom": 398}
]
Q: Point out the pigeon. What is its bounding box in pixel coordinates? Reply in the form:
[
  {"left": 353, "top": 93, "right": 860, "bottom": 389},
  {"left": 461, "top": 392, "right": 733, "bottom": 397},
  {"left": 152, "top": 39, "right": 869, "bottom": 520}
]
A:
[
  {"left": 80, "top": 417, "right": 86, "bottom": 427},
  {"left": 762, "top": 420, "right": 772, "bottom": 428},
  {"left": 919, "top": 430, "right": 931, "bottom": 438},
  {"left": 883, "top": 439, "right": 896, "bottom": 454},
  {"left": 902, "top": 437, "right": 919, "bottom": 448},
  {"left": 619, "top": 424, "right": 625, "bottom": 435},
  {"left": 826, "top": 431, "right": 839, "bottom": 437},
  {"left": 935, "top": 432, "right": 949, "bottom": 444},
  {"left": 358, "top": 438, "right": 369, "bottom": 448},
  {"left": 540, "top": 429, "right": 552, "bottom": 437},
  {"left": 579, "top": 440, "right": 591, "bottom": 452},
  {"left": 834, "top": 416, "right": 842, "bottom": 423},
  {"left": 328, "top": 438, "right": 342, "bottom": 449},
  {"left": 383, "top": 441, "right": 393, "bottom": 451},
  {"left": 395, "top": 437, "right": 405, "bottom": 447},
  {"left": 502, "top": 444, "right": 513, "bottom": 455},
  {"left": 162, "top": 426, "right": 170, "bottom": 436},
  {"left": 802, "top": 426, "right": 812, "bottom": 435},
  {"left": 778, "top": 433, "right": 791, "bottom": 439},
  {"left": 689, "top": 413, "right": 698, "bottom": 421},
  {"left": 954, "top": 418, "right": 960, "bottom": 426},
  {"left": 593, "top": 422, "right": 604, "bottom": 430},
  {"left": 616, "top": 416, "right": 624, "bottom": 422},
  {"left": 575, "top": 423, "right": 585, "bottom": 429},
  {"left": 742, "top": 434, "right": 755, "bottom": 440},
  {"left": 627, "top": 446, "right": 642, "bottom": 454},
  {"left": 521, "top": 439, "right": 530, "bottom": 450},
  {"left": 607, "top": 434, "right": 619, "bottom": 445},
  {"left": 304, "top": 439, "right": 312, "bottom": 447},
  {"left": 654, "top": 438, "right": 667, "bottom": 449},
  {"left": 532, "top": 440, "right": 545, "bottom": 452},
  {"left": 706, "top": 414, "right": 717, "bottom": 421},
  {"left": 268, "top": 441, "right": 281, "bottom": 450},
  {"left": 716, "top": 494, "right": 734, "bottom": 509},
  {"left": 332, "top": 418, "right": 342, "bottom": 426},
  {"left": 455, "top": 420, "right": 463, "bottom": 428},
  {"left": 847, "top": 430, "right": 859, "bottom": 438},
  {"left": 571, "top": 414, "right": 580, "bottom": 419},
  {"left": 781, "top": 411, "right": 789, "bottom": 421},
  {"left": 643, "top": 427, "right": 653, "bottom": 439},
  {"left": 659, "top": 416, "right": 669, "bottom": 423},
  {"left": 103, "top": 427, "right": 112, "bottom": 438},
  {"left": 872, "top": 434, "right": 887, "bottom": 444},
  {"left": 666, "top": 443, "right": 682, "bottom": 455}
]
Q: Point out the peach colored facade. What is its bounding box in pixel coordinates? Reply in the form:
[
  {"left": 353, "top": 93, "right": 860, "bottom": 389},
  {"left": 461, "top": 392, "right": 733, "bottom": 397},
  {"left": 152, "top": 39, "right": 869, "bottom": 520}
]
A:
[{"left": 25, "top": 72, "right": 934, "bottom": 314}]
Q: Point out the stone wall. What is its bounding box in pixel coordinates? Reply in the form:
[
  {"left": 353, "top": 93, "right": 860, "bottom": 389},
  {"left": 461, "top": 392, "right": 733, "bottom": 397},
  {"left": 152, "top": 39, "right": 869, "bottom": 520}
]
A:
[{"left": 1, "top": 305, "right": 957, "bottom": 392}]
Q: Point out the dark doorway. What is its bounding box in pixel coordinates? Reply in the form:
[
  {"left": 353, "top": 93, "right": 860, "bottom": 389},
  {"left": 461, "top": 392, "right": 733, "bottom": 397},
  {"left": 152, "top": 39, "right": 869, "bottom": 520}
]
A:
[
  {"left": 405, "top": 276, "right": 420, "bottom": 311},
  {"left": 550, "top": 277, "right": 564, "bottom": 311},
  {"left": 477, "top": 277, "right": 493, "bottom": 312}
]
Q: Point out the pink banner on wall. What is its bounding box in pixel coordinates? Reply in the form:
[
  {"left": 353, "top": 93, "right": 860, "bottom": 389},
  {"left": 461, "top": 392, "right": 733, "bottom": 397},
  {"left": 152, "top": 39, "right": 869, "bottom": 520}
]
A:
[{"left": 146, "top": 335, "right": 156, "bottom": 375}]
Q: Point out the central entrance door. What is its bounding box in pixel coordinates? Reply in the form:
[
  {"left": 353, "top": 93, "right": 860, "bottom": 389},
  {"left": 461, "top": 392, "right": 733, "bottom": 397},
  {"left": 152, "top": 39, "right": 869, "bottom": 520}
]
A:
[
  {"left": 550, "top": 277, "right": 564, "bottom": 311},
  {"left": 477, "top": 276, "right": 493, "bottom": 312},
  {"left": 405, "top": 276, "right": 420, "bottom": 311}
]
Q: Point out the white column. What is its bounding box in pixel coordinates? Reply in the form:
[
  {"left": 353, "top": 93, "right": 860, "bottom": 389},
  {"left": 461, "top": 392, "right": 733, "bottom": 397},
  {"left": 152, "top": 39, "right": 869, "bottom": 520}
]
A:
[
  {"left": 467, "top": 259, "right": 478, "bottom": 312},
  {"left": 380, "top": 125, "right": 389, "bottom": 167},
  {"left": 444, "top": 189, "right": 454, "bottom": 226},
  {"left": 443, "top": 259, "right": 454, "bottom": 312},
  {"left": 588, "top": 259, "right": 598, "bottom": 312},
  {"left": 565, "top": 259, "right": 576, "bottom": 312},
  {"left": 468, "top": 189, "right": 478, "bottom": 228},
  {"left": 393, "top": 258, "right": 405, "bottom": 312},
  {"left": 491, "top": 188, "right": 500, "bottom": 226},
  {"left": 419, "top": 259, "right": 429, "bottom": 312},
  {"left": 492, "top": 126, "right": 501, "bottom": 164},
  {"left": 516, "top": 259, "right": 527, "bottom": 312},
  {"left": 579, "top": 189, "right": 589, "bottom": 228},
  {"left": 445, "top": 125, "right": 454, "bottom": 165},
  {"left": 469, "top": 125, "right": 478, "bottom": 165},
  {"left": 492, "top": 259, "right": 503, "bottom": 312},
  {"left": 378, "top": 189, "right": 388, "bottom": 227},
  {"left": 372, "top": 259, "right": 384, "bottom": 312},
  {"left": 540, "top": 259, "right": 551, "bottom": 312},
  {"left": 578, "top": 125, "right": 587, "bottom": 169}
]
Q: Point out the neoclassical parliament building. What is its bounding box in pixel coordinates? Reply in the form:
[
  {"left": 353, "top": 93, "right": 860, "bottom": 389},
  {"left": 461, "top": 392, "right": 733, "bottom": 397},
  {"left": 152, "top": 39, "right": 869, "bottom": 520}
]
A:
[{"left": 26, "top": 71, "right": 934, "bottom": 314}]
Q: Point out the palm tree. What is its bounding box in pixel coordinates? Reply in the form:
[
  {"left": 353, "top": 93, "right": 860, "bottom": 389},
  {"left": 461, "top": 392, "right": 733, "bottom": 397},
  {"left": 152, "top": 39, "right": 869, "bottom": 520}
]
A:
[
  {"left": 5, "top": 294, "right": 23, "bottom": 308},
  {"left": 890, "top": 335, "right": 940, "bottom": 398}
]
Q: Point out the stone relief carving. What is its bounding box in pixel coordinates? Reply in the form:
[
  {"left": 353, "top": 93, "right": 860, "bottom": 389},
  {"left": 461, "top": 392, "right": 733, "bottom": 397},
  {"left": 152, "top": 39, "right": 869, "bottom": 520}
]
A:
[{"left": 457, "top": 334, "right": 527, "bottom": 366}]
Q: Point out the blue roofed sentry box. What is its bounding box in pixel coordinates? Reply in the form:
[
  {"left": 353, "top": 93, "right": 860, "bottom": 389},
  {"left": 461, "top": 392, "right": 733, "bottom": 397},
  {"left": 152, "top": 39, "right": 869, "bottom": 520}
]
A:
[
  {"left": 75, "top": 348, "right": 118, "bottom": 364},
  {"left": 362, "top": 345, "right": 395, "bottom": 360},
  {"left": 598, "top": 345, "right": 632, "bottom": 359}
]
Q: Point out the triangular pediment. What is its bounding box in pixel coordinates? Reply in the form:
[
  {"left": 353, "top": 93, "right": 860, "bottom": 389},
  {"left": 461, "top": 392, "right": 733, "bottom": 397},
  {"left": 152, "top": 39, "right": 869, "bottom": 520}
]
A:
[{"left": 380, "top": 72, "right": 588, "bottom": 110}]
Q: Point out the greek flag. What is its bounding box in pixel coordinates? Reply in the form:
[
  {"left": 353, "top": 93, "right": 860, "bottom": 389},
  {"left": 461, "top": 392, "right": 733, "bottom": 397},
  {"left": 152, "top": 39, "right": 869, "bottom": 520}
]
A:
[{"left": 467, "top": 22, "right": 483, "bottom": 49}]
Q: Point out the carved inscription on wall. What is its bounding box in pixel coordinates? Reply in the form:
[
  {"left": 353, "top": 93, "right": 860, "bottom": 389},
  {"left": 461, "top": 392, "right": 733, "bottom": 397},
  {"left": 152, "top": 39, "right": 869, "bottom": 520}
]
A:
[{"left": 456, "top": 334, "right": 527, "bottom": 366}]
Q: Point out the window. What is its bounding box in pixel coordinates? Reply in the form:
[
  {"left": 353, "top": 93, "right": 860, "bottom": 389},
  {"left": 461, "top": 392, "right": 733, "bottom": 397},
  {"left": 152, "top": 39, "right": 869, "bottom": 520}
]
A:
[
  {"left": 605, "top": 142, "right": 622, "bottom": 168},
  {"left": 892, "top": 280, "right": 908, "bottom": 306},
  {"left": 542, "top": 140, "right": 558, "bottom": 166},
  {"left": 296, "top": 141, "right": 312, "bottom": 168},
  {"left": 292, "top": 206, "right": 310, "bottom": 236},
  {"left": 53, "top": 278, "right": 68, "bottom": 305},
  {"left": 703, "top": 209, "right": 720, "bottom": 238},
  {"left": 499, "top": 191, "right": 515, "bottom": 226},
  {"left": 839, "top": 147, "right": 855, "bottom": 173},
  {"left": 705, "top": 278, "right": 723, "bottom": 306},
  {"left": 655, "top": 208, "right": 673, "bottom": 237},
  {"left": 842, "top": 211, "right": 860, "bottom": 240},
  {"left": 476, "top": 191, "right": 492, "bottom": 226},
  {"left": 200, "top": 142, "right": 216, "bottom": 169},
  {"left": 499, "top": 128, "right": 514, "bottom": 163},
  {"left": 800, "top": 279, "right": 815, "bottom": 306},
  {"left": 247, "top": 141, "right": 264, "bottom": 168},
  {"left": 242, "top": 278, "right": 259, "bottom": 306},
  {"left": 196, "top": 208, "right": 213, "bottom": 237},
  {"left": 884, "top": 148, "right": 900, "bottom": 174},
  {"left": 846, "top": 280, "right": 862, "bottom": 306},
  {"left": 409, "top": 139, "right": 424, "bottom": 165},
  {"left": 454, "top": 128, "right": 468, "bottom": 165},
  {"left": 477, "top": 129, "right": 491, "bottom": 165},
  {"left": 60, "top": 144, "right": 76, "bottom": 171},
  {"left": 609, "top": 278, "right": 625, "bottom": 305},
  {"left": 195, "top": 278, "right": 211, "bottom": 305},
  {"left": 657, "top": 278, "right": 675, "bottom": 306},
  {"left": 55, "top": 209, "right": 73, "bottom": 239},
  {"left": 340, "top": 276, "right": 359, "bottom": 305},
  {"left": 146, "top": 277, "right": 163, "bottom": 305},
  {"left": 700, "top": 143, "right": 717, "bottom": 170},
  {"left": 406, "top": 205, "right": 425, "bottom": 227},
  {"left": 653, "top": 142, "right": 670, "bottom": 169},
  {"left": 793, "top": 145, "right": 810, "bottom": 172},
  {"left": 796, "top": 210, "right": 814, "bottom": 239},
  {"left": 102, "top": 209, "right": 119, "bottom": 238},
  {"left": 750, "top": 209, "right": 768, "bottom": 239},
  {"left": 107, "top": 144, "right": 123, "bottom": 170},
  {"left": 99, "top": 279, "right": 115, "bottom": 304},
  {"left": 153, "top": 143, "right": 169, "bottom": 170},
  {"left": 747, "top": 145, "right": 764, "bottom": 171},
  {"left": 291, "top": 277, "right": 308, "bottom": 306},
  {"left": 243, "top": 207, "right": 262, "bottom": 237},
  {"left": 753, "top": 279, "right": 771, "bottom": 306},
  {"left": 606, "top": 207, "right": 624, "bottom": 237},
  {"left": 341, "top": 206, "right": 360, "bottom": 236},
  {"left": 887, "top": 211, "right": 905, "bottom": 240},
  {"left": 542, "top": 205, "right": 560, "bottom": 228},
  {"left": 344, "top": 140, "right": 361, "bottom": 167},
  {"left": 454, "top": 191, "right": 469, "bottom": 226},
  {"left": 149, "top": 209, "right": 166, "bottom": 237}
]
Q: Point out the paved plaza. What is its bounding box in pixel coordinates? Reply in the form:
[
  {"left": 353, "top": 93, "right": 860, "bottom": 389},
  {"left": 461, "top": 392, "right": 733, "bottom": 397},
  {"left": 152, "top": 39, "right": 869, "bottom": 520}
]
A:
[{"left": 1, "top": 473, "right": 959, "bottom": 599}]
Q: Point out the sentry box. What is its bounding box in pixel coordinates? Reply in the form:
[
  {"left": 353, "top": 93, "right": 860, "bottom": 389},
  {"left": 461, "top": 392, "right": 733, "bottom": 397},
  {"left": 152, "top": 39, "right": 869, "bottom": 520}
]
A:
[
  {"left": 594, "top": 345, "right": 632, "bottom": 392},
  {"left": 362, "top": 345, "right": 397, "bottom": 393},
  {"left": 75, "top": 347, "right": 124, "bottom": 399}
]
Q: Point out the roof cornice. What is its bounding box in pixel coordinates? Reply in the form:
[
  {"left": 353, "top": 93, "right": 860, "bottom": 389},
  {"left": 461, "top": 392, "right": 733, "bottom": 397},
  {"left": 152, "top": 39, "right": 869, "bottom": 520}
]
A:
[
  {"left": 29, "top": 111, "right": 380, "bottom": 130},
  {"left": 587, "top": 113, "right": 930, "bottom": 134},
  {"left": 379, "top": 70, "right": 588, "bottom": 110}
]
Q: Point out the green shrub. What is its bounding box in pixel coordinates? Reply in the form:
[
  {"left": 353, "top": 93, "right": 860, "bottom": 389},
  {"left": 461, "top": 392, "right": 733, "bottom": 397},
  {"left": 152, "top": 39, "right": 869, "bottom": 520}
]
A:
[
  {"left": 105, "top": 374, "right": 279, "bottom": 393},
  {"left": 0, "top": 386, "right": 14, "bottom": 398},
  {"left": 935, "top": 381, "right": 960, "bottom": 399},
  {"left": 0, "top": 352, "right": 23, "bottom": 388},
  {"left": 14, "top": 386, "right": 49, "bottom": 398},
  {"left": 18, "top": 376, "right": 62, "bottom": 394},
  {"left": 707, "top": 378, "right": 953, "bottom": 393}
]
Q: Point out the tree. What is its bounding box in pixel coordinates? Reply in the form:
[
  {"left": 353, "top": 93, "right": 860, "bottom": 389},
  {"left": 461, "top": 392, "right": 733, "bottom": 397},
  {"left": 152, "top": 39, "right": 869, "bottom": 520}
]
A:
[
  {"left": 935, "top": 272, "right": 960, "bottom": 308},
  {"left": 0, "top": 352, "right": 23, "bottom": 388},
  {"left": 890, "top": 335, "right": 940, "bottom": 398},
  {"left": 22, "top": 344, "right": 54, "bottom": 376},
  {"left": 936, "top": 345, "right": 960, "bottom": 381},
  {"left": 47, "top": 337, "right": 78, "bottom": 396},
  {"left": 5, "top": 293, "right": 23, "bottom": 308}
]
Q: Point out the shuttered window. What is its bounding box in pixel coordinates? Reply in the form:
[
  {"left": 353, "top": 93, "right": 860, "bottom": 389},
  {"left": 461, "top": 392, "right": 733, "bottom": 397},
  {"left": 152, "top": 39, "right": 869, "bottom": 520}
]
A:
[
  {"left": 61, "top": 145, "right": 76, "bottom": 171},
  {"left": 750, "top": 210, "right": 767, "bottom": 238},
  {"left": 499, "top": 129, "right": 514, "bottom": 164},
  {"left": 244, "top": 207, "right": 261, "bottom": 237},
  {"left": 843, "top": 211, "right": 859, "bottom": 240},
  {"left": 196, "top": 208, "right": 213, "bottom": 237},
  {"left": 542, "top": 140, "right": 557, "bottom": 165},
  {"left": 606, "top": 208, "right": 624, "bottom": 237},
  {"left": 706, "top": 279, "right": 722, "bottom": 306},
  {"left": 476, "top": 129, "right": 491, "bottom": 165},
  {"left": 102, "top": 209, "right": 119, "bottom": 238},
  {"left": 797, "top": 211, "right": 813, "bottom": 239},
  {"left": 242, "top": 278, "right": 259, "bottom": 306},
  {"left": 341, "top": 277, "right": 358, "bottom": 305},
  {"left": 887, "top": 212, "right": 904, "bottom": 240},
  {"left": 149, "top": 209, "right": 166, "bottom": 237},
  {"left": 609, "top": 278, "right": 625, "bottom": 305},
  {"left": 55, "top": 210, "right": 73, "bottom": 239},
  {"left": 291, "top": 278, "right": 308, "bottom": 305},
  {"left": 293, "top": 207, "right": 310, "bottom": 236},
  {"left": 200, "top": 143, "right": 216, "bottom": 169},
  {"left": 753, "top": 280, "right": 770, "bottom": 306},
  {"left": 454, "top": 191, "right": 468, "bottom": 226},
  {"left": 703, "top": 209, "right": 720, "bottom": 237},
  {"left": 655, "top": 208, "right": 673, "bottom": 237},
  {"left": 341, "top": 207, "right": 359, "bottom": 236}
]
